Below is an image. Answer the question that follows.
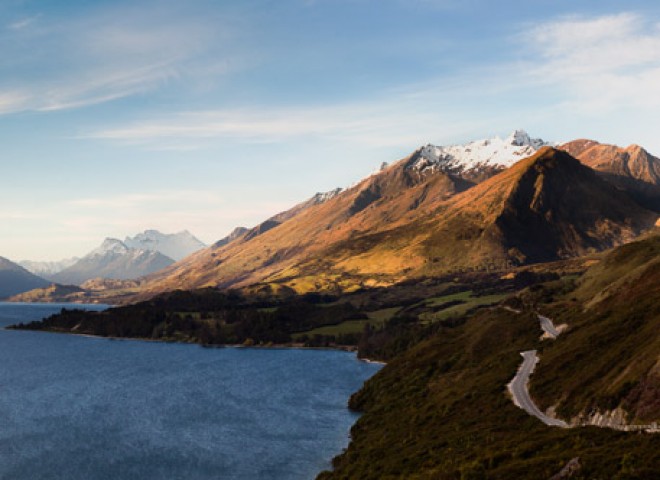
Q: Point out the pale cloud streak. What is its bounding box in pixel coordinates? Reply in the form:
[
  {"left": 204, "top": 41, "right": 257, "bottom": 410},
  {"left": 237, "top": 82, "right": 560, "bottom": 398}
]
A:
[
  {"left": 82, "top": 11, "right": 660, "bottom": 150},
  {"left": 7, "top": 15, "right": 39, "bottom": 30},
  {"left": 522, "top": 13, "right": 660, "bottom": 111},
  {"left": 82, "top": 96, "right": 485, "bottom": 149},
  {"left": 0, "top": 4, "right": 236, "bottom": 114}
]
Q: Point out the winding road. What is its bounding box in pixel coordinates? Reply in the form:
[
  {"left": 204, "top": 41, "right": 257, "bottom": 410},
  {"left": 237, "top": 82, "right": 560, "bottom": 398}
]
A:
[
  {"left": 539, "top": 315, "right": 561, "bottom": 339},
  {"left": 506, "top": 312, "right": 568, "bottom": 428},
  {"left": 506, "top": 309, "right": 659, "bottom": 432},
  {"left": 508, "top": 350, "right": 568, "bottom": 427}
]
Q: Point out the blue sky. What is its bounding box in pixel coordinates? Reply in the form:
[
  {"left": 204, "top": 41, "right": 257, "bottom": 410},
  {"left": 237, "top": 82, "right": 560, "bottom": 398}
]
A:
[{"left": 2, "top": 0, "right": 660, "bottom": 260}]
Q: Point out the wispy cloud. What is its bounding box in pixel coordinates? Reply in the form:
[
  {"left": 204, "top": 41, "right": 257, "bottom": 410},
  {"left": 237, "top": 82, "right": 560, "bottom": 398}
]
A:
[
  {"left": 83, "top": 11, "right": 660, "bottom": 150},
  {"left": 521, "top": 12, "right": 660, "bottom": 111},
  {"left": 7, "top": 15, "right": 39, "bottom": 30},
  {"left": 67, "top": 191, "right": 226, "bottom": 209},
  {"left": 0, "top": 3, "right": 236, "bottom": 114},
  {"left": 82, "top": 95, "right": 486, "bottom": 149}
]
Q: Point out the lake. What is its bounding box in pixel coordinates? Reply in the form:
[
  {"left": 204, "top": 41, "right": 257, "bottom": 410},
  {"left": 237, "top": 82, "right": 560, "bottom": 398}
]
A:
[{"left": 0, "top": 303, "right": 381, "bottom": 480}]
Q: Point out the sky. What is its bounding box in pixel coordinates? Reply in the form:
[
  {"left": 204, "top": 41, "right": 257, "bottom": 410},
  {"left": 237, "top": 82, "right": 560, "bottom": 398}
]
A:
[{"left": 2, "top": 0, "right": 660, "bottom": 261}]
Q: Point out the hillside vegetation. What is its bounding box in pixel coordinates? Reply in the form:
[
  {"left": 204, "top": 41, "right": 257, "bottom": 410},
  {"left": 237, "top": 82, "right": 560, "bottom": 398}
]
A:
[
  {"left": 319, "top": 307, "right": 659, "bottom": 479},
  {"left": 530, "top": 235, "right": 660, "bottom": 423}
]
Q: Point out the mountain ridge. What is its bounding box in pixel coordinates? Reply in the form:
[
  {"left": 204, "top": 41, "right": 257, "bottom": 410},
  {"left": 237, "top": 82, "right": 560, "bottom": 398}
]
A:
[
  {"left": 124, "top": 229, "right": 206, "bottom": 261},
  {"left": 0, "top": 256, "right": 50, "bottom": 298},
  {"left": 128, "top": 145, "right": 657, "bottom": 301},
  {"left": 51, "top": 238, "right": 175, "bottom": 286}
]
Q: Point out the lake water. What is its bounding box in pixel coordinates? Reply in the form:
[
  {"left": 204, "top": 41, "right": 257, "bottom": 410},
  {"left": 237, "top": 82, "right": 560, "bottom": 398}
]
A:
[{"left": 0, "top": 303, "right": 381, "bottom": 480}]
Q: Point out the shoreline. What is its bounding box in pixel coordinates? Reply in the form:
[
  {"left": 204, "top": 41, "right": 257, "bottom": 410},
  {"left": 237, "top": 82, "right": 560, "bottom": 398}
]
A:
[{"left": 5, "top": 325, "right": 387, "bottom": 364}]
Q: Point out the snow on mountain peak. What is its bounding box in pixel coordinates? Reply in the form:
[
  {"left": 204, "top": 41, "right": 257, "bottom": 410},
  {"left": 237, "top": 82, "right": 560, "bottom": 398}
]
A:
[
  {"left": 312, "top": 188, "right": 343, "bottom": 204},
  {"left": 124, "top": 229, "right": 206, "bottom": 261},
  {"left": 93, "top": 238, "right": 129, "bottom": 256},
  {"left": 411, "top": 130, "right": 549, "bottom": 177}
]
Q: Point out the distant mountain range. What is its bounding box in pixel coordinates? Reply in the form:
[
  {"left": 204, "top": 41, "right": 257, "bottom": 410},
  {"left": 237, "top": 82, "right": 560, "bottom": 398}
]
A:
[
  {"left": 50, "top": 238, "right": 176, "bottom": 286},
  {"left": 16, "top": 230, "right": 207, "bottom": 287},
  {"left": 124, "top": 230, "right": 206, "bottom": 261},
  {"left": 0, "top": 257, "right": 49, "bottom": 299},
  {"left": 18, "top": 257, "right": 79, "bottom": 279}
]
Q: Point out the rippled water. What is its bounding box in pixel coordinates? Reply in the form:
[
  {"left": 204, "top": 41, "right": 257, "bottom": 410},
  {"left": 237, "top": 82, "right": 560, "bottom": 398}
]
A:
[{"left": 0, "top": 303, "right": 381, "bottom": 480}]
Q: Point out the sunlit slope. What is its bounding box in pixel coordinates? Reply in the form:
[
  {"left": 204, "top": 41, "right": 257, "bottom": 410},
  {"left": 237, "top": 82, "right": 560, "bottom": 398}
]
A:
[{"left": 133, "top": 148, "right": 656, "bottom": 298}]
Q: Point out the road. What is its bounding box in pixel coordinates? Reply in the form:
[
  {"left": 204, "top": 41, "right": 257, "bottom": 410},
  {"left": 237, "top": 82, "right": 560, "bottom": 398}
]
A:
[
  {"left": 538, "top": 315, "right": 560, "bottom": 339},
  {"left": 508, "top": 350, "right": 569, "bottom": 428}
]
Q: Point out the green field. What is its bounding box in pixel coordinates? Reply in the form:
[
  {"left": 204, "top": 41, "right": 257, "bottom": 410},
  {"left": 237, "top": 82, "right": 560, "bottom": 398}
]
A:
[
  {"left": 419, "top": 291, "right": 508, "bottom": 323},
  {"left": 293, "top": 306, "right": 401, "bottom": 338}
]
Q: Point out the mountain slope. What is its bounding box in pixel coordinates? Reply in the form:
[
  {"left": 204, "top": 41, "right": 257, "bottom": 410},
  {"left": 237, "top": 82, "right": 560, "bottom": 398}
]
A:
[
  {"left": 132, "top": 147, "right": 479, "bottom": 297},
  {"left": 52, "top": 238, "right": 175, "bottom": 285},
  {"left": 129, "top": 147, "right": 656, "bottom": 300},
  {"left": 562, "top": 139, "right": 660, "bottom": 211},
  {"left": 139, "top": 131, "right": 549, "bottom": 293},
  {"left": 317, "top": 147, "right": 657, "bottom": 280},
  {"left": 0, "top": 257, "right": 50, "bottom": 298},
  {"left": 124, "top": 230, "right": 206, "bottom": 261}
]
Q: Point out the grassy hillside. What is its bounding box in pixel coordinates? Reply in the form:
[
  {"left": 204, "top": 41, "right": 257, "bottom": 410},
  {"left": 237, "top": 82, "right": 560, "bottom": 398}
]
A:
[
  {"left": 319, "top": 238, "right": 660, "bottom": 478},
  {"left": 319, "top": 307, "right": 659, "bottom": 479},
  {"left": 530, "top": 236, "right": 660, "bottom": 423}
]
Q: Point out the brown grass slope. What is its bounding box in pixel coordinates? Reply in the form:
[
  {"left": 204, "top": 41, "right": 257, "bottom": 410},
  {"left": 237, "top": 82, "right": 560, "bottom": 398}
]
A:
[
  {"left": 130, "top": 148, "right": 657, "bottom": 300},
  {"left": 135, "top": 151, "right": 472, "bottom": 297},
  {"left": 344, "top": 146, "right": 658, "bottom": 275}
]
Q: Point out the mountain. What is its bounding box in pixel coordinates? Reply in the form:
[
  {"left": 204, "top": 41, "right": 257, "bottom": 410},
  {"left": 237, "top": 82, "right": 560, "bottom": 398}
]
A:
[
  {"left": 123, "top": 229, "right": 206, "bottom": 261},
  {"left": 51, "top": 238, "right": 175, "bottom": 286},
  {"left": 415, "top": 129, "right": 549, "bottom": 182},
  {"left": 0, "top": 256, "right": 50, "bottom": 298},
  {"left": 128, "top": 144, "right": 656, "bottom": 300},
  {"left": 18, "top": 257, "right": 80, "bottom": 279},
  {"left": 561, "top": 139, "right": 660, "bottom": 211},
  {"left": 211, "top": 189, "right": 345, "bottom": 250},
  {"left": 417, "top": 146, "right": 657, "bottom": 268}
]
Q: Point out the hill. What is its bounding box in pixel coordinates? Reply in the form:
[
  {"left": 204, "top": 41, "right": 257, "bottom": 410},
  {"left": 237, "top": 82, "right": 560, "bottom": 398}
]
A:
[
  {"left": 8, "top": 283, "right": 89, "bottom": 303},
  {"left": 318, "top": 237, "right": 660, "bottom": 479},
  {"left": 530, "top": 235, "right": 660, "bottom": 425},
  {"left": 12, "top": 237, "right": 660, "bottom": 478},
  {"left": 0, "top": 257, "right": 50, "bottom": 299}
]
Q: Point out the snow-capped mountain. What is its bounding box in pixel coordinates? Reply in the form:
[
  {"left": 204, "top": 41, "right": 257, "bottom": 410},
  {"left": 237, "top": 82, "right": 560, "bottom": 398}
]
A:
[
  {"left": 124, "top": 230, "right": 206, "bottom": 261},
  {"left": 19, "top": 257, "right": 80, "bottom": 279},
  {"left": 410, "top": 130, "right": 549, "bottom": 179},
  {"left": 51, "top": 238, "right": 175, "bottom": 285}
]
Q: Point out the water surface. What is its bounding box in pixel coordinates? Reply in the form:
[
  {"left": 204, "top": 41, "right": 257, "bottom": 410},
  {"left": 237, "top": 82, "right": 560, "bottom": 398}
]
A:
[{"left": 0, "top": 303, "right": 380, "bottom": 480}]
